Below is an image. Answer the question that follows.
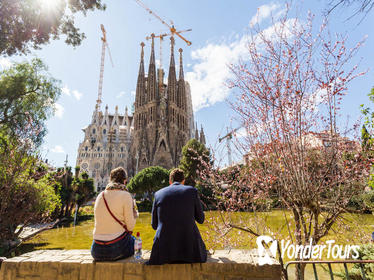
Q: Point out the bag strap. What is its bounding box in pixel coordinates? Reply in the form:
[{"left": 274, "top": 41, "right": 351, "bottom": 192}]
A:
[{"left": 102, "top": 192, "right": 132, "bottom": 234}]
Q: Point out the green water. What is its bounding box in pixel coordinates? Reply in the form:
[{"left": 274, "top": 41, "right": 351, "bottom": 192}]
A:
[{"left": 23, "top": 210, "right": 374, "bottom": 252}]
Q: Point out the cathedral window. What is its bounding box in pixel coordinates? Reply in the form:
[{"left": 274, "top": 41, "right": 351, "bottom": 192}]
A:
[
  {"left": 85, "top": 146, "right": 88, "bottom": 151},
  {"left": 121, "top": 147, "right": 124, "bottom": 152},
  {"left": 103, "top": 129, "right": 107, "bottom": 134},
  {"left": 92, "top": 128, "right": 96, "bottom": 134},
  {"left": 97, "top": 147, "right": 100, "bottom": 152}
]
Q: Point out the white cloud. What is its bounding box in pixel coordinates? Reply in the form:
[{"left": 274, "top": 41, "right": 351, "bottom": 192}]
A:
[
  {"left": 186, "top": 6, "right": 294, "bottom": 112},
  {"left": 54, "top": 103, "right": 64, "bottom": 118},
  {"left": 0, "top": 58, "right": 12, "bottom": 69},
  {"left": 130, "top": 90, "right": 136, "bottom": 96},
  {"left": 61, "top": 85, "right": 71, "bottom": 96},
  {"left": 117, "top": 91, "right": 126, "bottom": 98},
  {"left": 61, "top": 85, "right": 83, "bottom": 100},
  {"left": 72, "top": 90, "right": 83, "bottom": 100},
  {"left": 51, "top": 145, "right": 65, "bottom": 154},
  {"left": 186, "top": 42, "right": 242, "bottom": 111},
  {"left": 249, "top": 2, "right": 285, "bottom": 27}
]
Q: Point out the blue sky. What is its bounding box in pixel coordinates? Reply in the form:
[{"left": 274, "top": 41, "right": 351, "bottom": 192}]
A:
[{"left": 1, "top": 0, "right": 373, "bottom": 167}]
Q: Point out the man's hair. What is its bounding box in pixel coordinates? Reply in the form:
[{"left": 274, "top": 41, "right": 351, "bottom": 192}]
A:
[
  {"left": 170, "top": 168, "right": 185, "bottom": 183},
  {"left": 110, "top": 167, "right": 127, "bottom": 184}
]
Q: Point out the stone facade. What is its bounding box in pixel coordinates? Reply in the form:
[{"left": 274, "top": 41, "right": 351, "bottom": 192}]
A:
[
  {"left": 76, "top": 37, "right": 205, "bottom": 192},
  {"left": 0, "top": 249, "right": 281, "bottom": 280},
  {"left": 76, "top": 106, "right": 133, "bottom": 191}
]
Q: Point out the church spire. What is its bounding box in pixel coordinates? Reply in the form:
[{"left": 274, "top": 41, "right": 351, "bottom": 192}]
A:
[
  {"left": 200, "top": 125, "right": 206, "bottom": 145},
  {"left": 177, "top": 48, "right": 186, "bottom": 110},
  {"left": 179, "top": 48, "right": 184, "bottom": 80},
  {"left": 167, "top": 36, "right": 177, "bottom": 104},
  {"left": 148, "top": 34, "right": 157, "bottom": 102},
  {"left": 135, "top": 42, "right": 146, "bottom": 109},
  {"left": 195, "top": 122, "right": 199, "bottom": 140}
]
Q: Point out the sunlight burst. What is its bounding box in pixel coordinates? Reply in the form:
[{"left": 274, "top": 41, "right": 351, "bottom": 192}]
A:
[{"left": 38, "top": 0, "right": 64, "bottom": 12}]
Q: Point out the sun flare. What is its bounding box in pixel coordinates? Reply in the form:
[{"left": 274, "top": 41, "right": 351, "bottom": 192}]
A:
[{"left": 38, "top": 0, "right": 64, "bottom": 12}]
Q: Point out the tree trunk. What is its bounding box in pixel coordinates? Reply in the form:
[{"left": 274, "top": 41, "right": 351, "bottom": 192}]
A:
[
  {"left": 293, "top": 209, "right": 306, "bottom": 280},
  {"left": 295, "top": 263, "right": 306, "bottom": 280}
]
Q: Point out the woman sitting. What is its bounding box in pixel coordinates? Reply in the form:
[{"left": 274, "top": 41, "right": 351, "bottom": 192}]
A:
[{"left": 91, "top": 167, "right": 138, "bottom": 261}]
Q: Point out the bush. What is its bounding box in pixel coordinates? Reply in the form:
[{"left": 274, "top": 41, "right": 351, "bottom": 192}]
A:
[
  {"left": 136, "top": 200, "right": 153, "bottom": 212},
  {"left": 338, "top": 244, "right": 374, "bottom": 279}
]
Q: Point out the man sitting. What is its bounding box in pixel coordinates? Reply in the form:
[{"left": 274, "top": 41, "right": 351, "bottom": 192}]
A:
[{"left": 148, "top": 168, "right": 207, "bottom": 265}]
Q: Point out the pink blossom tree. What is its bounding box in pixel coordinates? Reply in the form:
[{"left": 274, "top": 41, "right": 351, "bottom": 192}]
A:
[{"left": 199, "top": 7, "right": 372, "bottom": 280}]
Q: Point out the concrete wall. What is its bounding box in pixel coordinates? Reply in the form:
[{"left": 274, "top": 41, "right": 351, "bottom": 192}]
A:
[{"left": 0, "top": 249, "right": 281, "bottom": 280}]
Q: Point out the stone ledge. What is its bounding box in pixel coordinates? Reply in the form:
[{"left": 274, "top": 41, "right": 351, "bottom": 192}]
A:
[{"left": 0, "top": 249, "right": 281, "bottom": 280}]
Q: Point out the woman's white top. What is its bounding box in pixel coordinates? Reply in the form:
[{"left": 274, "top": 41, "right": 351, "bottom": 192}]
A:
[{"left": 93, "top": 189, "right": 138, "bottom": 241}]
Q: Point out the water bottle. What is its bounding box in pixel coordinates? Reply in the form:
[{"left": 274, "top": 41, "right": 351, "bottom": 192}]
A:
[{"left": 134, "top": 232, "right": 142, "bottom": 259}]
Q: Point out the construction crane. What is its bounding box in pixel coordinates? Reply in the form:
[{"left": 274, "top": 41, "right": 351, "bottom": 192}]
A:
[
  {"left": 145, "top": 29, "right": 192, "bottom": 69},
  {"left": 134, "top": 0, "right": 192, "bottom": 46},
  {"left": 219, "top": 127, "right": 242, "bottom": 166},
  {"left": 96, "top": 24, "right": 114, "bottom": 110}
]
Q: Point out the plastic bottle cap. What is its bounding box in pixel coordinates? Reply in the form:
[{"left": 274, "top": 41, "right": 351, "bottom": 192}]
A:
[{"left": 136, "top": 232, "right": 140, "bottom": 237}]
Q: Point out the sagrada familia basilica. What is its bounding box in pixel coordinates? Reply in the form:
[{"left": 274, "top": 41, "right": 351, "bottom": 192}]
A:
[{"left": 76, "top": 37, "right": 205, "bottom": 191}]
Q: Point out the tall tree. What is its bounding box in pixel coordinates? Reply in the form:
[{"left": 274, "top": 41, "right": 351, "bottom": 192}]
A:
[
  {"left": 0, "top": 58, "right": 61, "bottom": 146},
  {"left": 179, "top": 138, "right": 211, "bottom": 187},
  {"left": 0, "top": 0, "right": 106, "bottom": 56}
]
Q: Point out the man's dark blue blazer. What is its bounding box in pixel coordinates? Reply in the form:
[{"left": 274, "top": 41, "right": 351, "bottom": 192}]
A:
[{"left": 148, "top": 182, "right": 207, "bottom": 265}]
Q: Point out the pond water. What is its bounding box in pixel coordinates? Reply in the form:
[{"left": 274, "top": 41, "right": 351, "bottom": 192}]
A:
[{"left": 22, "top": 210, "right": 374, "bottom": 252}]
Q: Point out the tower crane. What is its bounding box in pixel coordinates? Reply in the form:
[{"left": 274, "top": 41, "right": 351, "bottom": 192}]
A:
[
  {"left": 96, "top": 24, "right": 114, "bottom": 111},
  {"left": 219, "top": 126, "right": 242, "bottom": 166},
  {"left": 145, "top": 29, "right": 192, "bottom": 69},
  {"left": 134, "top": 0, "right": 192, "bottom": 46}
]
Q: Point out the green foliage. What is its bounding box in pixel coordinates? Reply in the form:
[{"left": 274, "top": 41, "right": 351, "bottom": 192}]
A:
[
  {"left": 360, "top": 87, "right": 374, "bottom": 191},
  {"left": 178, "top": 139, "right": 214, "bottom": 209},
  {"left": 32, "top": 176, "right": 61, "bottom": 215},
  {"left": 0, "top": 0, "right": 106, "bottom": 56},
  {"left": 362, "top": 190, "right": 374, "bottom": 212},
  {"left": 127, "top": 166, "right": 170, "bottom": 202},
  {"left": 72, "top": 172, "right": 95, "bottom": 209},
  {"left": 179, "top": 138, "right": 211, "bottom": 186},
  {"left": 0, "top": 59, "right": 61, "bottom": 146},
  {"left": 0, "top": 135, "right": 61, "bottom": 243},
  {"left": 48, "top": 166, "right": 95, "bottom": 218},
  {"left": 360, "top": 87, "right": 374, "bottom": 150},
  {"left": 338, "top": 244, "right": 374, "bottom": 279},
  {"left": 136, "top": 200, "right": 153, "bottom": 212}
]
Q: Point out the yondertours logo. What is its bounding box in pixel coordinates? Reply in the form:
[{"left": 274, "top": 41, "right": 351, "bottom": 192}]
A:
[
  {"left": 257, "top": 235, "right": 278, "bottom": 265},
  {"left": 256, "top": 236, "right": 360, "bottom": 266}
]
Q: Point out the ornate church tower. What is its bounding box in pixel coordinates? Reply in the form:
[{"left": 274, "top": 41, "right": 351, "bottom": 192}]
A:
[
  {"left": 76, "top": 60, "right": 133, "bottom": 192},
  {"left": 130, "top": 37, "right": 195, "bottom": 175},
  {"left": 77, "top": 37, "right": 200, "bottom": 187}
]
